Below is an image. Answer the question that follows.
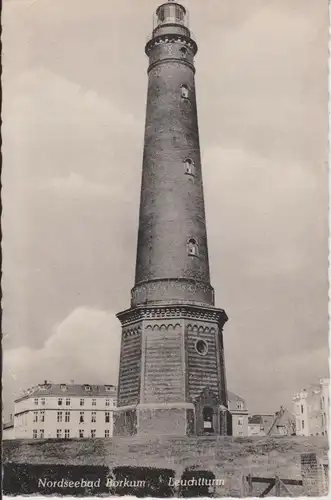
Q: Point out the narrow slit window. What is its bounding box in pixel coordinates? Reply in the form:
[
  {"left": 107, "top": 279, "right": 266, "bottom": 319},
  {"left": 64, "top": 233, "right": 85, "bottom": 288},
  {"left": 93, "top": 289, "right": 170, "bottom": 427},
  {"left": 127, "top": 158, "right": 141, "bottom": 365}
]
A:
[
  {"left": 180, "top": 46, "right": 187, "bottom": 57},
  {"left": 184, "top": 158, "right": 195, "bottom": 176},
  {"left": 181, "top": 84, "right": 189, "bottom": 99},
  {"left": 188, "top": 238, "right": 199, "bottom": 256}
]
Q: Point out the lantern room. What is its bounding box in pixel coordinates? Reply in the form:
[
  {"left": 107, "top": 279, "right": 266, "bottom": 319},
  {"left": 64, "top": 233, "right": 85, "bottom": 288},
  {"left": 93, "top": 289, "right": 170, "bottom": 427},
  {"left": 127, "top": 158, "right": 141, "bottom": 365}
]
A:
[{"left": 155, "top": 2, "right": 188, "bottom": 28}]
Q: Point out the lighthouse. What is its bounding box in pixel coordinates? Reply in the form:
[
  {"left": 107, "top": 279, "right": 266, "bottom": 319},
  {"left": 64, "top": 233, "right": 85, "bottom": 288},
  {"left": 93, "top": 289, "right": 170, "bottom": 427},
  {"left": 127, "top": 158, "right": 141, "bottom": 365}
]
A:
[{"left": 114, "top": 1, "right": 229, "bottom": 437}]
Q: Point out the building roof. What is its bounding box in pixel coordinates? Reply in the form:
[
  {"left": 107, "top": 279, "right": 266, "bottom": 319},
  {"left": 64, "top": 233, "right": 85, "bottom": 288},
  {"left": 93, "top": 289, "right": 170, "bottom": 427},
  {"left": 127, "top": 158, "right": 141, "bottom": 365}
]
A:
[
  {"left": 15, "top": 383, "right": 117, "bottom": 402},
  {"left": 293, "top": 379, "right": 329, "bottom": 400},
  {"left": 3, "top": 420, "right": 14, "bottom": 430},
  {"left": 227, "top": 390, "right": 245, "bottom": 402},
  {"left": 249, "top": 415, "right": 264, "bottom": 425},
  {"left": 268, "top": 407, "right": 296, "bottom": 436}
]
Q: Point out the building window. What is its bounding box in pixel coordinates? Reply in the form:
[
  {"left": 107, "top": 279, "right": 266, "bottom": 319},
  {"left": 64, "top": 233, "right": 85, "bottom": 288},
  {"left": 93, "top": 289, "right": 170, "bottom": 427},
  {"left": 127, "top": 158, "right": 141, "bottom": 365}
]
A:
[
  {"left": 33, "top": 411, "right": 38, "bottom": 423},
  {"left": 79, "top": 430, "right": 84, "bottom": 438},
  {"left": 180, "top": 46, "right": 187, "bottom": 57},
  {"left": 105, "top": 430, "right": 110, "bottom": 438},
  {"left": 57, "top": 411, "right": 63, "bottom": 423},
  {"left": 301, "top": 405, "right": 304, "bottom": 413},
  {"left": 80, "top": 398, "right": 84, "bottom": 406},
  {"left": 84, "top": 385, "right": 91, "bottom": 392},
  {"left": 238, "top": 417, "right": 244, "bottom": 426},
  {"left": 187, "top": 238, "right": 199, "bottom": 257},
  {"left": 40, "top": 429, "right": 44, "bottom": 439},
  {"left": 41, "top": 398, "right": 45, "bottom": 406},
  {"left": 105, "top": 385, "right": 113, "bottom": 392},
  {"left": 33, "top": 429, "right": 38, "bottom": 439},
  {"left": 91, "top": 429, "right": 96, "bottom": 438},
  {"left": 237, "top": 402, "right": 244, "bottom": 410},
  {"left": 56, "top": 429, "right": 62, "bottom": 438},
  {"left": 79, "top": 412, "right": 84, "bottom": 423},
  {"left": 302, "top": 420, "right": 305, "bottom": 429},
  {"left": 181, "top": 84, "right": 189, "bottom": 99},
  {"left": 34, "top": 398, "right": 38, "bottom": 406},
  {"left": 91, "top": 412, "right": 97, "bottom": 423},
  {"left": 40, "top": 411, "right": 45, "bottom": 422},
  {"left": 238, "top": 431, "right": 243, "bottom": 436},
  {"left": 92, "top": 399, "right": 97, "bottom": 406},
  {"left": 64, "top": 429, "right": 70, "bottom": 439},
  {"left": 184, "top": 158, "right": 195, "bottom": 176},
  {"left": 105, "top": 412, "right": 110, "bottom": 423},
  {"left": 65, "top": 398, "right": 70, "bottom": 406},
  {"left": 195, "top": 339, "right": 208, "bottom": 356},
  {"left": 60, "top": 384, "right": 67, "bottom": 391},
  {"left": 58, "top": 398, "right": 63, "bottom": 406},
  {"left": 65, "top": 411, "right": 70, "bottom": 423},
  {"left": 105, "top": 399, "right": 110, "bottom": 407}
]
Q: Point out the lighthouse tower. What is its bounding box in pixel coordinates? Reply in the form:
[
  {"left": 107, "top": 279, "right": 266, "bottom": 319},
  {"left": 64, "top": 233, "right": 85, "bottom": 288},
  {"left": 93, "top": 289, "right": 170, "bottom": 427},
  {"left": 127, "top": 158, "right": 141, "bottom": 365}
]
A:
[{"left": 114, "top": 1, "right": 229, "bottom": 437}]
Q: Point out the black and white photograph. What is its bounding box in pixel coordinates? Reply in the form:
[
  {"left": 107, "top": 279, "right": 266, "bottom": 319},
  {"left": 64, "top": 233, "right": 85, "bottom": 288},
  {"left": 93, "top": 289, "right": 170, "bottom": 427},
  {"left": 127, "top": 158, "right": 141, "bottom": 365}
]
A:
[{"left": 2, "top": 0, "right": 329, "bottom": 497}]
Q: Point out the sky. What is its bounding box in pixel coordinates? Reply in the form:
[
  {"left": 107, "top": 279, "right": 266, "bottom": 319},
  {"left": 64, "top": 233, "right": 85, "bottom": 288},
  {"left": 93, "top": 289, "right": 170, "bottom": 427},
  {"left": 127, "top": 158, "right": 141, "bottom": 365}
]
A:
[{"left": 2, "top": 0, "right": 329, "bottom": 420}]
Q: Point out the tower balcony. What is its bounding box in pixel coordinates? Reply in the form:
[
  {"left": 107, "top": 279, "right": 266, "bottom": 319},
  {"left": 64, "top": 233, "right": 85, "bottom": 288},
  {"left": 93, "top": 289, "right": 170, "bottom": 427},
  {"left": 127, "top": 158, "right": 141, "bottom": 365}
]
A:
[{"left": 146, "top": 26, "right": 196, "bottom": 45}]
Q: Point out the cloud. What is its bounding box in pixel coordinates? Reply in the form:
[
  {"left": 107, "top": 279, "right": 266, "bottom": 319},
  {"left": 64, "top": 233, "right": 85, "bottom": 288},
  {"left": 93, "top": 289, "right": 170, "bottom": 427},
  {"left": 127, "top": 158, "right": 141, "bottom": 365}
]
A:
[
  {"left": 3, "top": 307, "right": 121, "bottom": 416},
  {"left": 203, "top": 146, "right": 327, "bottom": 278},
  {"left": 36, "top": 172, "right": 113, "bottom": 199}
]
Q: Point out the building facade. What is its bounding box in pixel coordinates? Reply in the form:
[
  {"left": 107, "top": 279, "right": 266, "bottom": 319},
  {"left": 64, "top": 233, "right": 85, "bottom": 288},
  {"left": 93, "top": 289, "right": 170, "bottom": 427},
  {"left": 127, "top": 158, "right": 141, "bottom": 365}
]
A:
[
  {"left": 227, "top": 391, "right": 249, "bottom": 437},
  {"left": 293, "top": 378, "right": 329, "bottom": 436},
  {"left": 248, "top": 414, "right": 275, "bottom": 436},
  {"left": 115, "top": 1, "right": 228, "bottom": 437},
  {"left": 13, "top": 382, "right": 116, "bottom": 439}
]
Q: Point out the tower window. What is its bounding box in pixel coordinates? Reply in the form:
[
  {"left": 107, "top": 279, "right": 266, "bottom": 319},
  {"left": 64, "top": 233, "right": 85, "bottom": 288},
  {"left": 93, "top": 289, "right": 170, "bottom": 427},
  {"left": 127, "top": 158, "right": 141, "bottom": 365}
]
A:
[
  {"left": 184, "top": 158, "right": 195, "bottom": 176},
  {"left": 195, "top": 339, "right": 208, "bottom": 356},
  {"left": 180, "top": 46, "right": 187, "bottom": 57},
  {"left": 181, "top": 84, "right": 189, "bottom": 99},
  {"left": 187, "top": 238, "right": 199, "bottom": 256}
]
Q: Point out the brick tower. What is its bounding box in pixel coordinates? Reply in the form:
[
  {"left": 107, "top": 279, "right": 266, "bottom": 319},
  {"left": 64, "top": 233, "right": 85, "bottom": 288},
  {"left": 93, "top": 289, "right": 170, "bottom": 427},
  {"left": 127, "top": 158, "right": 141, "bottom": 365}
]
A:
[{"left": 114, "top": 1, "right": 228, "bottom": 437}]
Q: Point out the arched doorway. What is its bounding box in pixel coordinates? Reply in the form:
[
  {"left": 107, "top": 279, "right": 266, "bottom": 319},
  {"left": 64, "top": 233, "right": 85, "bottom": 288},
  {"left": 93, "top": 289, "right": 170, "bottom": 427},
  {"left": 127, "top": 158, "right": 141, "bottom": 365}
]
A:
[
  {"left": 202, "top": 406, "right": 214, "bottom": 434},
  {"left": 194, "top": 388, "right": 220, "bottom": 435}
]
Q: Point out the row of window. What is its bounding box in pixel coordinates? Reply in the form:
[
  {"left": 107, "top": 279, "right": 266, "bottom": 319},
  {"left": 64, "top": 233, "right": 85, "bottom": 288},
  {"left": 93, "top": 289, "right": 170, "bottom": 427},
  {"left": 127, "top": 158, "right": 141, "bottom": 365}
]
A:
[
  {"left": 57, "top": 384, "right": 114, "bottom": 392},
  {"left": 32, "top": 429, "right": 111, "bottom": 439},
  {"left": 32, "top": 411, "right": 112, "bottom": 423},
  {"left": 34, "top": 397, "right": 113, "bottom": 407},
  {"left": 38, "top": 384, "right": 114, "bottom": 393},
  {"left": 78, "top": 411, "right": 111, "bottom": 423}
]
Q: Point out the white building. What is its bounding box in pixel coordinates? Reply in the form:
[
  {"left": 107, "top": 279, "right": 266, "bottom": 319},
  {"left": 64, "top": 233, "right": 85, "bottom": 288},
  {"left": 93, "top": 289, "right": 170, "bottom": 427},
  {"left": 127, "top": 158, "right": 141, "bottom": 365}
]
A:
[
  {"left": 14, "top": 382, "right": 117, "bottom": 439},
  {"left": 292, "top": 378, "right": 329, "bottom": 437},
  {"left": 228, "top": 390, "right": 249, "bottom": 436},
  {"left": 248, "top": 414, "right": 275, "bottom": 436}
]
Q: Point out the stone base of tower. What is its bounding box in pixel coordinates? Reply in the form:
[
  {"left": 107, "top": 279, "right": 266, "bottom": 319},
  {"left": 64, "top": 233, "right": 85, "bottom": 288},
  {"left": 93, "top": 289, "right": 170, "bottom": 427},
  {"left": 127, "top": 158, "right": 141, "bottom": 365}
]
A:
[
  {"left": 114, "top": 406, "right": 189, "bottom": 437},
  {"left": 114, "top": 402, "right": 229, "bottom": 437},
  {"left": 115, "top": 303, "right": 229, "bottom": 437}
]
